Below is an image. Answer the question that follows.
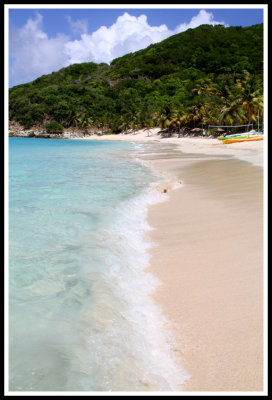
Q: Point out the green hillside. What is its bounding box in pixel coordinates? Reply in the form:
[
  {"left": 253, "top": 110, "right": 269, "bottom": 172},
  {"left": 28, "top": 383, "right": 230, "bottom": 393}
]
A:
[{"left": 9, "top": 23, "right": 263, "bottom": 133}]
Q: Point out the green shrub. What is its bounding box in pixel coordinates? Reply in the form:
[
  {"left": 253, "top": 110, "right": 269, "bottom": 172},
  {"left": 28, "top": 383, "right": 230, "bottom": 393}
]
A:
[
  {"left": 42, "top": 121, "right": 64, "bottom": 134},
  {"left": 20, "top": 114, "right": 34, "bottom": 129},
  {"left": 104, "top": 131, "right": 116, "bottom": 135}
]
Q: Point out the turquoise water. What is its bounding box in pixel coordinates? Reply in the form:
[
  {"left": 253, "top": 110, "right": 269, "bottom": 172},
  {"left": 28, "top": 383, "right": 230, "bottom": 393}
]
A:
[{"left": 8, "top": 138, "right": 187, "bottom": 392}]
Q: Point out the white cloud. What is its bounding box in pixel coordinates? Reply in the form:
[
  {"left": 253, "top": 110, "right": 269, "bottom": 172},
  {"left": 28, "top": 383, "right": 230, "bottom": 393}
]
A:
[
  {"left": 65, "top": 15, "right": 88, "bottom": 36},
  {"left": 174, "top": 9, "right": 228, "bottom": 33},
  {"left": 9, "top": 10, "right": 228, "bottom": 87},
  {"left": 63, "top": 13, "right": 170, "bottom": 65},
  {"left": 10, "top": 12, "right": 69, "bottom": 86}
]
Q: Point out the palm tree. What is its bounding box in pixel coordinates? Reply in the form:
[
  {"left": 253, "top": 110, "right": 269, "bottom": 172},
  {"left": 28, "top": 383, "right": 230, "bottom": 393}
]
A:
[
  {"left": 144, "top": 118, "right": 155, "bottom": 137},
  {"left": 192, "top": 78, "right": 217, "bottom": 97},
  {"left": 219, "top": 99, "right": 246, "bottom": 126},
  {"left": 68, "top": 110, "right": 80, "bottom": 133},
  {"left": 168, "top": 109, "right": 186, "bottom": 136},
  {"left": 204, "top": 103, "right": 222, "bottom": 127},
  {"left": 156, "top": 113, "right": 171, "bottom": 131},
  {"left": 183, "top": 105, "right": 203, "bottom": 128},
  {"left": 128, "top": 116, "right": 140, "bottom": 134},
  {"left": 75, "top": 112, "right": 93, "bottom": 135},
  {"left": 235, "top": 71, "right": 263, "bottom": 125}
]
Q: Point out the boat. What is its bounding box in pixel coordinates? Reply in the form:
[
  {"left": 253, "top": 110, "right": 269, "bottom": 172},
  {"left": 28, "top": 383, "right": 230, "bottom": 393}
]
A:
[
  {"left": 217, "top": 130, "right": 259, "bottom": 141},
  {"left": 222, "top": 135, "right": 264, "bottom": 144}
]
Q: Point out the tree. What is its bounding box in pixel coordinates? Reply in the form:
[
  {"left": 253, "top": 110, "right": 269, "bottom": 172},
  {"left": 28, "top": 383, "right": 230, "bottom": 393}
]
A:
[
  {"left": 168, "top": 109, "right": 186, "bottom": 136},
  {"left": 8, "top": 24, "right": 263, "bottom": 134},
  {"left": 236, "top": 71, "right": 263, "bottom": 124},
  {"left": 192, "top": 77, "right": 217, "bottom": 97},
  {"left": 156, "top": 113, "right": 171, "bottom": 130},
  {"left": 183, "top": 105, "right": 203, "bottom": 128},
  {"left": 75, "top": 112, "right": 93, "bottom": 134},
  {"left": 219, "top": 99, "right": 246, "bottom": 125},
  {"left": 144, "top": 117, "right": 156, "bottom": 136},
  {"left": 43, "top": 121, "right": 64, "bottom": 134}
]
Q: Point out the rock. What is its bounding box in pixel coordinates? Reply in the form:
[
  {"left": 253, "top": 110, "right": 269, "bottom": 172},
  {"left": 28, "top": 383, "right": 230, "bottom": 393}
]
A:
[{"left": 63, "top": 132, "right": 76, "bottom": 138}]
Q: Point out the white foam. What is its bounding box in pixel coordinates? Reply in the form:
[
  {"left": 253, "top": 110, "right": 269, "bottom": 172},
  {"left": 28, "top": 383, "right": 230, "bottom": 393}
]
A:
[
  {"left": 56, "top": 146, "right": 190, "bottom": 391},
  {"left": 108, "top": 188, "right": 191, "bottom": 391},
  {"left": 74, "top": 185, "right": 190, "bottom": 391}
]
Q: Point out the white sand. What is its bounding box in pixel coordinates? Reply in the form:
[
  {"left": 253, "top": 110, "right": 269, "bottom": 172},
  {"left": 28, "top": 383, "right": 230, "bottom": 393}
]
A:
[
  {"left": 74, "top": 128, "right": 265, "bottom": 392},
  {"left": 146, "top": 156, "right": 264, "bottom": 392},
  {"left": 71, "top": 128, "right": 264, "bottom": 167}
]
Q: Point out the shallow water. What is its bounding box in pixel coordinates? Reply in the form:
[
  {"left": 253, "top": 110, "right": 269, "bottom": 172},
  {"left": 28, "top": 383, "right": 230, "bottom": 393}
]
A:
[{"left": 8, "top": 138, "right": 188, "bottom": 392}]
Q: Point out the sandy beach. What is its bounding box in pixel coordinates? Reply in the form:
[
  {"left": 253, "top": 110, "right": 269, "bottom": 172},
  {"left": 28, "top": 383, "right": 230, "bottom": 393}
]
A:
[
  {"left": 146, "top": 153, "right": 264, "bottom": 392},
  {"left": 76, "top": 129, "right": 265, "bottom": 392},
  {"left": 71, "top": 128, "right": 264, "bottom": 168},
  {"left": 11, "top": 126, "right": 264, "bottom": 391},
  {"left": 73, "top": 129, "right": 265, "bottom": 392}
]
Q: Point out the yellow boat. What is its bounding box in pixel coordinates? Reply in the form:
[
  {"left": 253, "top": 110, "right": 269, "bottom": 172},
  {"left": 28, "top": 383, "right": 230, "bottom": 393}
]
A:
[{"left": 223, "top": 135, "right": 264, "bottom": 144}]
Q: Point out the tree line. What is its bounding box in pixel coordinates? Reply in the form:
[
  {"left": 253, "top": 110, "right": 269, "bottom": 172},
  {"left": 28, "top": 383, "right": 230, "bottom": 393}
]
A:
[{"left": 9, "top": 23, "right": 263, "bottom": 134}]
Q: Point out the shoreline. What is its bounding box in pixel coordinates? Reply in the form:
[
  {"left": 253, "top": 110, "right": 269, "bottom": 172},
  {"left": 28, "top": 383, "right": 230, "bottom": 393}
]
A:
[
  {"left": 9, "top": 126, "right": 264, "bottom": 168},
  {"left": 64, "top": 131, "right": 265, "bottom": 391},
  {"left": 68, "top": 130, "right": 264, "bottom": 168},
  {"left": 8, "top": 129, "right": 265, "bottom": 392},
  {"left": 140, "top": 142, "right": 264, "bottom": 392}
]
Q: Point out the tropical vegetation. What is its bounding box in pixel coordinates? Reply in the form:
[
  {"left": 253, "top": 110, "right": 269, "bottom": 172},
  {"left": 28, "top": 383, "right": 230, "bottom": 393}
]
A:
[
  {"left": 9, "top": 23, "right": 263, "bottom": 134},
  {"left": 43, "top": 121, "right": 64, "bottom": 134}
]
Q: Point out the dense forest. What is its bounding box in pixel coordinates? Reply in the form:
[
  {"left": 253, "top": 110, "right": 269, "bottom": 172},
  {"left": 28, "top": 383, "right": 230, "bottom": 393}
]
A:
[{"left": 9, "top": 23, "right": 264, "bottom": 134}]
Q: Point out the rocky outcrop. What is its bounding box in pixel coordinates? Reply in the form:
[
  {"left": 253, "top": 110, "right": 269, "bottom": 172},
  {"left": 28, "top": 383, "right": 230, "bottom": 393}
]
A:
[
  {"left": 35, "top": 129, "right": 50, "bottom": 138},
  {"left": 12, "top": 130, "right": 35, "bottom": 137},
  {"left": 9, "top": 125, "right": 65, "bottom": 139},
  {"left": 8, "top": 121, "right": 100, "bottom": 139}
]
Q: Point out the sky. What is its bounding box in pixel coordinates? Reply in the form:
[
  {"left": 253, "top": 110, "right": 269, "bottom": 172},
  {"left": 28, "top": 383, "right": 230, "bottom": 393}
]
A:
[{"left": 7, "top": 6, "right": 265, "bottom": 88}]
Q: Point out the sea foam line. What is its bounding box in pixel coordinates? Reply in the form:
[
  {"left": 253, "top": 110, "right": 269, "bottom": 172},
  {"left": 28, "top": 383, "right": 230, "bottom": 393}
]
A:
[
  {"left": 108, "top": 186, "right": 190, "bottom": 391},
  {"left": 65, "top": 145, "right": 189, "bottom": 391},
  {"left": 66, "top": 182, "right": 190, "bottom": 391}
]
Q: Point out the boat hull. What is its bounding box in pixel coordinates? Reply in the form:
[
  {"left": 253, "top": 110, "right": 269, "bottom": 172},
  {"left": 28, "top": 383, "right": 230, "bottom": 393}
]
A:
[
  {"left": 218, "top": 134, "right": 259, "bottom": 140},
  {"left": 223, "top": 136, "right": 264, "bottom": 144}
]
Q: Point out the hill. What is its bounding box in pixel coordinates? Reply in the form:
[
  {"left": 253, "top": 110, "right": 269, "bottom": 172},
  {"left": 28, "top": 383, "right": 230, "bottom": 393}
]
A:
[{"left": 9, "top": 23, "right": 263, "bottom": 133}]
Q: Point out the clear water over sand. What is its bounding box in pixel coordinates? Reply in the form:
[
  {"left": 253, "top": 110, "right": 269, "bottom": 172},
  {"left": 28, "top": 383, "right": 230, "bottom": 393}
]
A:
[{"left": 8, "top": 138, "right": 188, "bottom": 392}]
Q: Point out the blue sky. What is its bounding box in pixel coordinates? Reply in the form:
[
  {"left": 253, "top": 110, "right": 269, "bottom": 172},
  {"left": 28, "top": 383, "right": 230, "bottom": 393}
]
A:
[{"left": 7, "top": 6, "right": 264, "bottom": 88}]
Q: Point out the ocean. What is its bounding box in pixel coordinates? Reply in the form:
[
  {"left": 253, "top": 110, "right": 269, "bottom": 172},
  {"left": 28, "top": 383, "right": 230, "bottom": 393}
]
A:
[{"left": 8, "top": 137, "right": 186, "bottom": 392}]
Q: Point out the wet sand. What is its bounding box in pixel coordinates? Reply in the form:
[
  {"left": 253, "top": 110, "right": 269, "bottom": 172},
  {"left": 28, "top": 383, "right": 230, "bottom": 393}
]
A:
[
  {"left": 74, "top": 133, "right": 265, "bottom": 392},
  {"left": 143, "top": 145, "right": 264, "bottom": 392},
  {"left": 71, "top": 128, "right": 264, "bottom": 168}
]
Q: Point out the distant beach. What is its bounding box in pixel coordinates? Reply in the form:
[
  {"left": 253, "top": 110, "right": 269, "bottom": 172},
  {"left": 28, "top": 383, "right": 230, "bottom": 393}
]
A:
[{"left": 67, "top": 127, "right": 264, "bottom": 168}]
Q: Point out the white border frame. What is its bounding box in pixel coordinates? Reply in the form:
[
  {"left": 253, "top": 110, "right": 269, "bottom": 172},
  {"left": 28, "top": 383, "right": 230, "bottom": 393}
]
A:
[{"left": 4, "top": 4, "right": 268, "bottom": 397}]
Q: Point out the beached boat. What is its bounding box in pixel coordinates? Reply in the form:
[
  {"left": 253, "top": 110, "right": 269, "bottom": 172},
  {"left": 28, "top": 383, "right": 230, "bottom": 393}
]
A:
[
  {"left": 222, "top": 135, "right": 264, "bottom": 144},
  {"left": 217, "top": 130, "right": 259, "bottom": 141}
]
